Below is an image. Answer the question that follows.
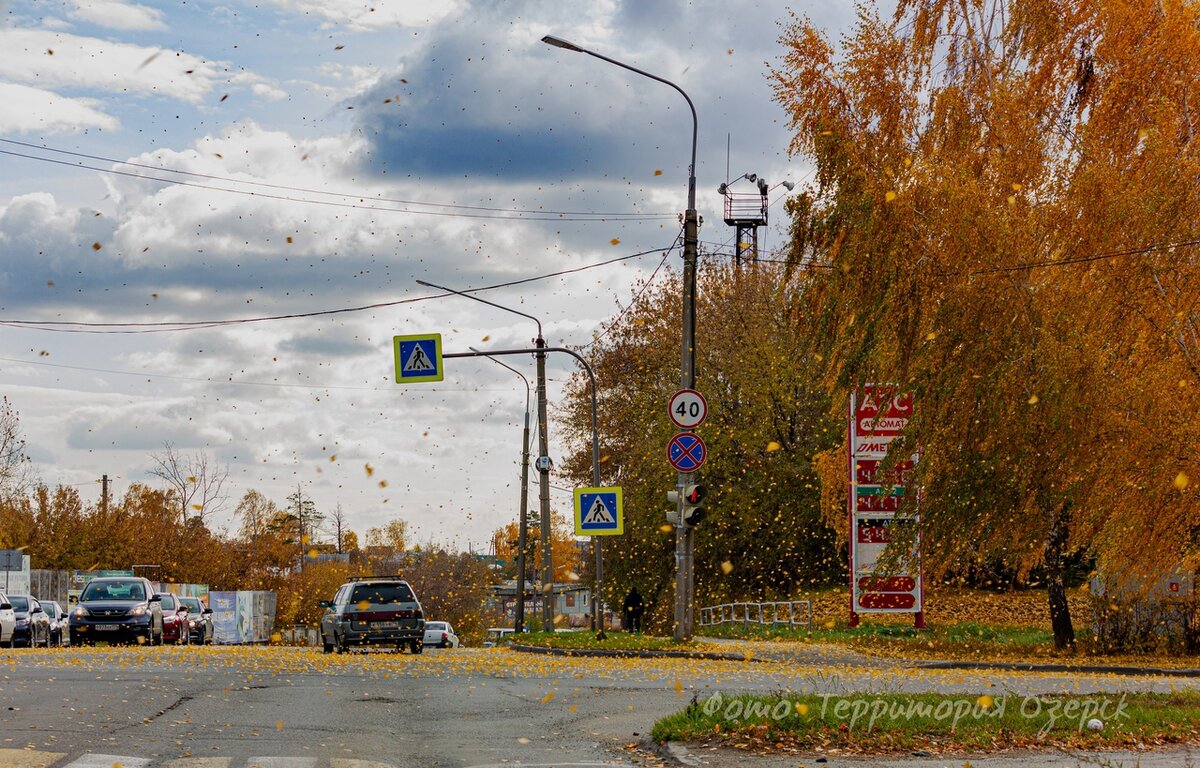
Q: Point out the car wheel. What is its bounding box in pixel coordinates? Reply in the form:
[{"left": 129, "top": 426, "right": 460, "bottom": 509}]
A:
[
  {"left": 335, "top": 632, "right": 346, "bottom": 654},
  {"left": 410, "top": 640, "right": 423, "bottom": 654}
]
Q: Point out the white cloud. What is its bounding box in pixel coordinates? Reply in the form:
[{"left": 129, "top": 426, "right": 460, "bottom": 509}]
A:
[
  {"left": 262, "top": 0, "right": 465, "bottom": 32},
  {"left": 0, "top": 82, "right": 118, "bottom": 133},
  {"left": 70, "top": 0, "right": 167, "bottom": 31},
  {"left": 0, "top": 28, "right": 281, "bottom": 105}
]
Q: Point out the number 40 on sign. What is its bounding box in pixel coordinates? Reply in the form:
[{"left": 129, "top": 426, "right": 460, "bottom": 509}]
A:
[{"left": 668, "top": 389, "right": 708, "bottom": 429}]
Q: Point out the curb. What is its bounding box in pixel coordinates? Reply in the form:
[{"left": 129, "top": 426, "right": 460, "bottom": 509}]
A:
[
  {"left": 916, "top": 659, "right": 1200, "bottom": 678},
  {"left": 507, "top": 642, "right": 763, "bottom": 662}
]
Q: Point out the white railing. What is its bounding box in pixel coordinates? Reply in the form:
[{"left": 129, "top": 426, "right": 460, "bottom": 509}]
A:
[{"left": 699, "top": 601, "right": 812, "bottom": 629}]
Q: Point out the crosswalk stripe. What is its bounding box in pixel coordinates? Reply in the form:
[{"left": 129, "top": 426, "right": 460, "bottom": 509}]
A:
[
  {"left": 61, "top": 756, "right": 152, "bottom": 768},
  {"left": 0, "top": 748, "right": 66, "bottom": 768},
  {"left": 244, "top": 759, "right": 318, "bottom": 768},
  {"left": 329, "top": 761, "right": 395, "bottom": 768},
  {"left": 161, "top": 759, "right": 232, "bottom": 768}
]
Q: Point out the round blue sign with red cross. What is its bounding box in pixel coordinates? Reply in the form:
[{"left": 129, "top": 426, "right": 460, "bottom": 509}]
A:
[{"left": 667, "top": 432, "right": 707, "bottom": 472}]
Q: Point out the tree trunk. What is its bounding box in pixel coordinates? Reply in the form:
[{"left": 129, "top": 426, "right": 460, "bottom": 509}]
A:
[{"left": 1044, "top": 501, "right": 1076, "bottom": 650}]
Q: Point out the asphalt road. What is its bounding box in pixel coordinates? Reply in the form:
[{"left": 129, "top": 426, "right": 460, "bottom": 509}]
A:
[{"left": 1, "top": 645, "right": 1198, "bottom": 768}]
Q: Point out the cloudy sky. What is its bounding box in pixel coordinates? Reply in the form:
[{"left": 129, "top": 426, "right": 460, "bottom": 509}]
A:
[{"left": 0, "top": 0, "right": 853, "bottom": 551}]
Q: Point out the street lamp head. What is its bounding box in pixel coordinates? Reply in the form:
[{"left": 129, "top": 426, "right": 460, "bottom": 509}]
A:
[
  {"left": 541, "top": 34, "right": 584, "bottom": 53},
  {"left": 781, "top": 180, "right": 796, "bottom": 191},
  {"left": 745, "top": 172, "right": 757, "bottom": 182},
  {"left": 717, "top": 182, "right": 727, "bottom": 195}
]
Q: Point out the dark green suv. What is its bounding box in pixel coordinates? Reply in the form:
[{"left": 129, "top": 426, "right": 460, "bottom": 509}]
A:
[{"left": 319, "top": 576, "right": 425, "bottom": 654}]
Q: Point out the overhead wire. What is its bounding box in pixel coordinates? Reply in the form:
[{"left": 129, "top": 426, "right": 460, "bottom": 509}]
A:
[
  {"left": 0, "top": 141, "right": 676, "bottom": 223},
  {"left": 0, "top": 245, "right": 673, "bottom": 334}
]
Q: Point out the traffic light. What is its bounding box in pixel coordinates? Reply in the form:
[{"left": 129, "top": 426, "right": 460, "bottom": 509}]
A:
[{"left": 667, "top": 484, "right": 706, "bottom": 526}]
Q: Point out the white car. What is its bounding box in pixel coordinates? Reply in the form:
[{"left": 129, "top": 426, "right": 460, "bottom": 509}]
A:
[
  {"left": 0, "top": 591, "right": 15, "bottom": 647},
  {"left": 422, "top": 621, "right": 460, "bottom": 648}
]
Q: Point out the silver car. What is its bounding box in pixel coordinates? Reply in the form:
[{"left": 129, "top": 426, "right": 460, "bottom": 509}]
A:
[
  {"left": 422, "top": 621, "right": 460, "bottom": 648},
  {"left": 0, "top": 591, "right": 14, "bottom": 647}
]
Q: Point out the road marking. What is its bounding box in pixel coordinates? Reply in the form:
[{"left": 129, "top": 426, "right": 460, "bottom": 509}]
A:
[
  {"left": 245, "top": 759, "right": 318, "bottom": 768},
  {"left": 61, "top": 756, "right": 152, "bottom": 768},
  {"left": 329, "top": 761, "right": 395, "bottom": 768},
  {"left": 161, "top": 759, "right": 232, "bottom": 768},
  {"left": 0, "top": 748, "right": 65, "bottom": 768}
]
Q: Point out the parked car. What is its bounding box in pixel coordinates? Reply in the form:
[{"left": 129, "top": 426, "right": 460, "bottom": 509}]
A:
[
  {"left": 482, "top": 627, "right": 515, "bottom": 648},
  {"left": 42, "top": 600, "right": 69, "bottom": 646},
  {"left": 422, "top": 621, "right": 460, "bottom": 648},
  {"left": 320, "top": 576, "right": 424, "bottom": 654},
  {"left": 177, "top": 596, "right": 214, "bottom": 645},
  {"left": 0, "top": 591, "right": 15, "bottom": 647},
  {"left": 8, "top": 594, "right": 52, "bottom": 648},
  {"left": 68, "top": 576, "right": 164, "bottom": 646},
  {"left": 158, "top": 593, "right": 190, "bottom": 645}
]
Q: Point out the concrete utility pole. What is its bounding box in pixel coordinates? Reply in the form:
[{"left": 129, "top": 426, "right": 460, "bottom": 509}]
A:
[
  {"left": 541, "top": 34, "right": 700, "bottom": 640},
  {"left": 100, "top": 474, "right": 110, "bottom": 514}
]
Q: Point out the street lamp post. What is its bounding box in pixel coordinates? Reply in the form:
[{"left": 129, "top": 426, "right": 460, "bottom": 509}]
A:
[
  {"left": 415, "top": 279, "right": 555, "bottom": 630},
  {"left": 541, "top": 34, "right": 701, "bottom": 640},
  {"left": 470, "top": 347, "right": 533, "bottom": 634}
]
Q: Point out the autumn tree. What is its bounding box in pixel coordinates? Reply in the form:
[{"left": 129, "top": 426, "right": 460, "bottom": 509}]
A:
[
  {"left": 560, "top": 262, "right": 841, "bottom": 631},
  {"left": 397, "top": 547, "right": 494, "bottom": 646},
  {"left": 772, "top": 0, "right": 1200, "bottom": 648},
  {"left": 148, "top": 442, "right": 228, "bottom": 526},
  {"left": 490, "top": 513, "right": 583, "bottom": 583},
  {"left": 0, "top": 397, "right": 32, "bottom": 499},
  {"left": 365, "top": 517, "right": 408, "bottom": 554}
]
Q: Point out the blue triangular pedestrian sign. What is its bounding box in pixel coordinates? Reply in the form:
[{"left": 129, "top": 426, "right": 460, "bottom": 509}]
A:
[{"left": 394, "top": 334, "right": 444, "bottom": 383}]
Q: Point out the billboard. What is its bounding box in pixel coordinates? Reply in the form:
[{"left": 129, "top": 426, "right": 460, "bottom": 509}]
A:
[
  {"left": 849, "top": 386, "right": 924, "bottom": 621},
  {"left": 211, "top": 590, "right": 277, "bottom": 644}
]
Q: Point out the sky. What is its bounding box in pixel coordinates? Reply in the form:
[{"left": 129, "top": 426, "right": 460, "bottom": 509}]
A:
[{"left": 0, "top": 0, "right": 855, "bottom": 552}]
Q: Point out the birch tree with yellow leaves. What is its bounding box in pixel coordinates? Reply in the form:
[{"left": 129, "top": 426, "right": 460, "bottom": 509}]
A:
[{"left": 773, "top": 0, "right": 1200, "bottom": 648}]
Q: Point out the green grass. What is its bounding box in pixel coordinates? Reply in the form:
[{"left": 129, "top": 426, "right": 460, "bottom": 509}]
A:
[
  {"left": 511, "top": 630, "right": 700, "bottom": 652},
  {"left": 653, "top": 690, "right": 1200, "bottom": 753}
]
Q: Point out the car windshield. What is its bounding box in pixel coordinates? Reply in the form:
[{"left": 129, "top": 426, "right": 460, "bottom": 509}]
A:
[
  {"left": 81, "top": 581, "right": 145, "bottom": 602},
  {"left": 349, "top": 584, "right": 413, "bottom": 605},
  {"left": 4, "top": 3, "right": 1200, "bottom": 766},
  {"left": 178, "top": 597, "right": 202, "bottom": 612},
  {"left": 8, "top": 595, "right": 29, "bottom": 611}
]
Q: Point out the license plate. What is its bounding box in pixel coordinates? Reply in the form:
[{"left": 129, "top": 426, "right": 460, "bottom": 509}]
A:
[
  {"left": 96, "top": 624, "right": 120, "bottom": 631},
  {"left": 372, "top": 621, "right": 398, "bottom": 629}
]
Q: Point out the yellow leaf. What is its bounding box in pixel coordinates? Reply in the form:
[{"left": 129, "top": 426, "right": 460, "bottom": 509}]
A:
[
  {"left": 884, "top": 190, "right": 897, "bottom": 203},
  {"left": 364, "top": 463, "right": 374, "bottom": 477},
  {"left": 977, "top": 695, "right": 994, "bottom": 709},
  {"left": 541, "top": 691, "right": 555, "bottom": 704},
  {"left": 766, "top": 441, "right": 781, "bottom": 452},
  {"left": 1027, "top": 395, "right": 1039, "bottom": 405},
  {"left": 276, "top": 720, "right": 284, "bottom": 730},
  {"left": 1174, "top": 472, "right": 1189, "bottom": 491},
  {"left": 796, "top": 702, "right": 810, "bottom": 716},
  {"left": 654, "top": 169, "right": 663, "bottom": 176},
  {"left": 659, "top": 524, "right": 673, "bottom": 533},
  {"left": 610, "top": 238, "right": 621, "bottom": 246},
  {"left": 925, "top": 331, "right": 938, "bottom": 341},
  {"left": 720, "top": 560, "right": 734, "bottom": 575}
]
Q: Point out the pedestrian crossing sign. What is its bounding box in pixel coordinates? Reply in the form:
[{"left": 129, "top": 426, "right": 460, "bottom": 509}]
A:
[
  {"left": 574, "top": 486, "right": 623, "bottom": 536},
  {"left": 394, "top": 333, "right": 444, "bottom": 383}
]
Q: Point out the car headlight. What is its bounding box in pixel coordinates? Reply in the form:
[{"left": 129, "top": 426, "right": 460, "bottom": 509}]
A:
[
  {"left": 16, "top": 618, "right": 29, "bottom": 626},
  {"left": 73, "top": 606, "right": 88, "bottom": 618},
  {"left": 131, "top": 606, "right": 147, "bottom": 617}
]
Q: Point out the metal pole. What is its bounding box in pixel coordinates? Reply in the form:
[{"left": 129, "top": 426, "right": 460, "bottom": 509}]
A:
[
  {"left": 540, "top": 34, "right": 700, "bottom": 640},
  {"left": 445, "top": 346, "right": 605, "bottom": 637},
  {"left": 416, "top": 279, "right": 553, "bottom": 632},
  {"left": 471, "top": 348, "right": 532, "bottom": 634}
]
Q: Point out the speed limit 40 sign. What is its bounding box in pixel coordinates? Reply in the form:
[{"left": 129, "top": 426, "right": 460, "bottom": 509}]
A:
[{"left": 668, "top": 389, "right": 708, "bottom": 429}]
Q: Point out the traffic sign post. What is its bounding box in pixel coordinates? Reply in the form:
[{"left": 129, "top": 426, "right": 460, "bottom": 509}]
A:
[
  {"left": 667, "top": 432, "right": 707, "bottom": 472},
  {"left": 668, "top": 389, "right": 708, "bottom": 429},
  {"left": 394, "top": 334, "right": 444, "bottom": 383},
  {"left": 574, "top": 487, "right": 624, "bottom": 536}
]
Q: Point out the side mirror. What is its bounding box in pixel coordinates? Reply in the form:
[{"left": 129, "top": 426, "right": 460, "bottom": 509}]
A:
[
  {"left": 202, "top": 608, "right": 213, "bottom": 615},
  {"left": 31, "top": 604, "right": 43, "bottom": 614},
  {"left": 148, "top": 595, "right": 162, "bottom": 603},
  {"left": 318, "top": 600, "right": 331, "bottom": 609},
  {"left": 0, "top": 602, "right": 11, "bottom": 610}
]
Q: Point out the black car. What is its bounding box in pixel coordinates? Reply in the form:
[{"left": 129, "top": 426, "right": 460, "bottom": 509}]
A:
[
  {"left": 69, "top": 576, "right": 164, "bottom": 646},
  {"left": 320, "top": 576, "right": 424, "bottom": 654},
  {"left": 42, "top": 600, "right": 69, "bottom": 646},
  {"left": 8, "top": 594, "right": 51, "bottom": 648},
  {"left": 177, "top": 596, "right": 214, "bottom": 644}
]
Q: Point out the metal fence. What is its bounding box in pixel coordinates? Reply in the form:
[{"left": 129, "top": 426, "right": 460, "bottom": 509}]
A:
[
  {"left": 275, "top": 625, "right": 321, "bottom": 646},
  {"left": 699, "top": 601, "right": 813, "bottom": 629},
  {"left": 30, "top": 569, "right": 71, "bottom": 607}
]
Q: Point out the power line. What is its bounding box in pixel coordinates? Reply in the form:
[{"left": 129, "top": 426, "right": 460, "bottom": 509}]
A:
[
  {"left": 577, "top": 231, "right": 682, "bottom": 351},
  {"left": 0, "top": 143, "right": 676, "bottom": 223},
  {"left": 0, "top": 246, "right": 671, "bottom": 334}
]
